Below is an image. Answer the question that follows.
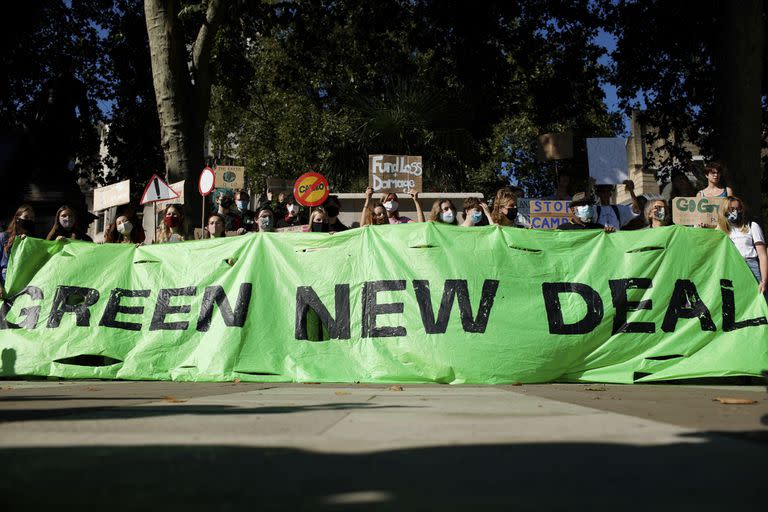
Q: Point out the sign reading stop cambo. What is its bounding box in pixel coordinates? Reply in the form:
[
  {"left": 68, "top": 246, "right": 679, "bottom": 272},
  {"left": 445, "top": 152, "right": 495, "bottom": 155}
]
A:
[{"left": 293, "top": 172, "right": 329, "bottom": 207}]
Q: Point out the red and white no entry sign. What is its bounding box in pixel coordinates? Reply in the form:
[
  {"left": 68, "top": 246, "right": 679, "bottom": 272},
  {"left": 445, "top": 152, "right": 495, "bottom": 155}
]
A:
[
  {"left": 199, "top": 166, "right": 216, "bottom": 196},
  {"left": 293, "top": 172, "right": 329, "bottom": 207}
]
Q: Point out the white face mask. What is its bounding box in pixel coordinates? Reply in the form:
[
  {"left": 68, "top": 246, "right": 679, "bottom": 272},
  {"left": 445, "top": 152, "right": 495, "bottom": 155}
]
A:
[
  {"left": 60, "top": 216, "right": 75, "bottom": 229},
  {"left": 574, "top": 205, "right": 594, "bottom": 223},
  {"left": 440, "top": 210, "right": 455, "bottom": 223},
  {"left": 259, "top": 217, "right": 273, "bottom": 231},
  {"left": 383, "top": 200, "right": 398, "bottom": 212},
  {"left": 117, "top": 221, "right": 133, "bottom": 235},
  {"left": 287, "top": 204, "right": 299, "bottom": 216}
]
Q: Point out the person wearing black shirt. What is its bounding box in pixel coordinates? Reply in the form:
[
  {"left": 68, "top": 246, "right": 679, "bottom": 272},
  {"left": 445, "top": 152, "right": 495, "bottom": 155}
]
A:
[{"left": 322, "top": 195, "right": 348, "bottom": 232}]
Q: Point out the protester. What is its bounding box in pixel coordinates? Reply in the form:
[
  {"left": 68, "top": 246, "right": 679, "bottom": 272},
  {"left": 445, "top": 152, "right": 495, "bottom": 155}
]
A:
[
  {"left": 698, "top": 162, "right": 733, "bottom": 198},
  {"left": 46, "top": 205, "right": 93, "bottom": 241},
  {"left": 717, "top": 196, "right": 767, "bottom": 299},
  {"left": 661, "top": 169, "right": 697, "bottom": 202},
  {"left": 429, "top": 199, "right": 459, "bottom": 225},
  {"left": 622, "top": 195, "right": 650, "bottom": 230},
  {"left": 104, "top": 215, "right": 143, "bottom": 244},
  {"left": 557, "top": 192, "right": 614, "bottom": 231},
  {"left": 322, "top": 195, "right": 348, "bottom": 232},
  {"left": 360, "top": 188, "right": 389, "bottom": 227},
  {"left": 643, "top": 196, "right": 671, "bottom": 229},
  {"left": 155, "top": 204, "right": 187, "bottom": 243},
  {"left": 256, "top": 206, "right": 276, "bottom": 233},
  {"left": 309, "top": 207, "right": 330, "bottom": 232},
  {"left": 545, "top": 172, "right": 572, "bottom": 200},
  {"left": 216, "top": 191, "right": 242, "bottom": 231},
  {"left": 277, "top": 196, "right": 305, "bottom": 229},
  {"left": 380, "top": 189, "right": 425, "bottom": 223},
  {"left": 491, "top": 187, "right": 522, "bottom": 227},
  {"left": 590, "top": 178, "right": 640, "bottom": 230},
  {"left": 461, "top": 197, "right": 494, "bottom": 227},
  {"left": 0, "top": 205, "right": 35, "bottom": 291},
  {"left": 203, "top": 213, "right": 226, "bottom": 239},
  {"left": 235, "top": 189, "right": 257, "bottom": 232}
]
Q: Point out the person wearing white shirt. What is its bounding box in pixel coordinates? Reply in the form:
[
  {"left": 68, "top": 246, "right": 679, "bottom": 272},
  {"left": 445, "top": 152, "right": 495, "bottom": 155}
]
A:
[
  {"left": 590, "top": 178, "right": 640, "bottom": 231},
  {"left": 717, "top": 196, "right": 767, "bottom": 301}
]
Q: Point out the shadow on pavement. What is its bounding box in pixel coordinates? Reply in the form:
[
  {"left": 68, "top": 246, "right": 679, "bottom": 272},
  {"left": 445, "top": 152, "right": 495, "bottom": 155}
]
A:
[
  {"left": 0, "top": 402, "right": 421, "bottom": 423},
  {"left": 0, "top": 433, "right": 765, "bottom": 510}
]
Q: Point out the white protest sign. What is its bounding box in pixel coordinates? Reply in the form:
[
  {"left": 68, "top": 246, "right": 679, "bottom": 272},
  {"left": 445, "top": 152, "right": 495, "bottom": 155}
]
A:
[
  {"left": 587, "top": 138, "right": 629, "bottom": 184},
  {"left": 93, "top": 179, "right": 130, "bottom": 211}
]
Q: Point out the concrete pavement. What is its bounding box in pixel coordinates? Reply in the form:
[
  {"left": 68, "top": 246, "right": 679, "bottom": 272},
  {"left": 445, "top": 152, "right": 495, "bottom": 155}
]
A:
[{"left": 0, "top": 381, "right": 766, "bottom": 510}]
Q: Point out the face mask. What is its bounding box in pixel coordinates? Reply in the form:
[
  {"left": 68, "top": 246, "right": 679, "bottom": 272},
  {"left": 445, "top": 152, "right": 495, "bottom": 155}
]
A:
[
  {"left": 258, "top": 217, "right": 273, "bottom": 231},
  {"left": 471, "top": 211, "right": 483, "bottom": 224},
  {"left": 236, "top": 200, "right": 248, "bottom": 211},
  {"left": 726, "top": 210, "right": 742, "bottom": 224},
  {"left": 117, "top": 221, "right": 133, "bottom": 235},
  {"left": 164, "top": 216, "right": 180, "bottom": 228},
  {"left": 287, "top": 204, "right": 299, "bottom": 216},
  {"left": 653, "top": 207, "right": 666, "bottom": 221},
  {"left": 311, "top": 222, "right": 328, "bottom": 232},
  {"left": 505, "top": 207, "right": 517, "bottom": 222},
  {"left": 575, "top": 205, "right": 594, "bottom": 222},
  {"left": 220, "top": 197, "right": 233, "bottom": 208},
  {"left": 60, "top": 217, "right": 75, "bottom": 230},
  {"left": 440, "top": 210, "right": 455, "bottom": 223},
  {"left": 16, "top": 218, "right": 34, "bottom": 232},
  {"left": 324, "top": 206, "right": 340, "bottom": 218},
  {"left": 383, "top": 200, "right": 398, "bottom": 212}
]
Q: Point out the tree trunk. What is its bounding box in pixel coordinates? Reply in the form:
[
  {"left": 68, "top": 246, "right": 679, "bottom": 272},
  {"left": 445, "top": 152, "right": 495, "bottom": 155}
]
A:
[
  {"left": 714, "top": 0, "right": 765, "bottom": 222},
  {"left": 144, "top": 0, "right": 224, "bottom": 228}
]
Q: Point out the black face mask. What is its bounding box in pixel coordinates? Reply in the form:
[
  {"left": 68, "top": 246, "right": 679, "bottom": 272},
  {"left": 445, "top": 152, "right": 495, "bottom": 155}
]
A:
[
  {"left": 324, "top": 206, "right": 340, "bottom": 218},
  {"left": 505, "top": 208, "right": 518, "bottom": 222},
  {"left": 16, "top": 218, "right": 35, "bottom": 233},
  {"left": 311, "top": 222, "right": 329, "bottom": 233}
]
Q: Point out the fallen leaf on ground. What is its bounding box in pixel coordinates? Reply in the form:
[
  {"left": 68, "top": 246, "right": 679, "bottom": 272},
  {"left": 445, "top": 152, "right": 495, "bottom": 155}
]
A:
[
  {"left": 162, "top": 395, "right": 187, "bottom": 403},
  {"left": 334, "top": 391, "right": 351, "bottom": 396},
  {"left": 585, "top": 386, "right": 607, "bottom": 392},
  {"left": 388, "top": 385, "right": 404, "bottom": 391},
  {"left": 713, "top": 397, "right": 758, "bottom": 405},
  {"left": 233, "top": 378, "right": 241, "bottom": 385},
  {"left": 303, "top": 382, "right": 321, "bottom": 385}
]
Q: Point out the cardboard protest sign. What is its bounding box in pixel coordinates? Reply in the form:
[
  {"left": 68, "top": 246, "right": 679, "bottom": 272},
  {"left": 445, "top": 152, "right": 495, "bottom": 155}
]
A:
[
  {"left": 214, "top": 165, "right": 245, "bottom": 190},
  {"left": 369, "top": 155, "right": 423, "bottom": 194},
  {"left": 93, "top": 180, "right": 130, "bottom": 211},
  {"left": 2, "top": 226, "right": 766, "bottom": 385},
  {"left": 587, "top": 138, "right": 628, "bottom": 184},
  {"left": 672, "top": 196, "right": 721, "bottom": 226},
  {"left": 518, "top": 199, "right": 571, "bottom": 229},
  {"left": 155, "top": 181, "right": 185, "bottom": 210},
  {"left": 537, "top": 132, "right": 574, "bottom": 161}
]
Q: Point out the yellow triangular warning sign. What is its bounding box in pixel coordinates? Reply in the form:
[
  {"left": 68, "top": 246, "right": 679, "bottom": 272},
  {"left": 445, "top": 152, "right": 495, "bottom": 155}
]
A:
[{"left": 140, "top": 174, "right": 180, "bottom": 205}]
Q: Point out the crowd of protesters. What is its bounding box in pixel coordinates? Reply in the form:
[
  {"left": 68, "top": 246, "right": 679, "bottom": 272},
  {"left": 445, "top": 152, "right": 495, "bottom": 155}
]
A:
[{"left": 0, "top": 161, "right": 765, "bottom": 301}]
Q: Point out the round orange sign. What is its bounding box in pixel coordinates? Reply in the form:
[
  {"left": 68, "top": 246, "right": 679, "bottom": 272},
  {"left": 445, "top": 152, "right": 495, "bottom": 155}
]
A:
[{"left": 293, "top": 172, "right": 330, "bottom": 207}]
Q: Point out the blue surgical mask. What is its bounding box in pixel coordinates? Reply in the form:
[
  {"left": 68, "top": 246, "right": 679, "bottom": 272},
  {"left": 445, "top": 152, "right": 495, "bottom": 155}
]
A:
[
  {"left": 440, "top": 210, "right": 455, "bottom": 223},
  {"left": 471, "top": 211, "right": 483, "bottom": 224},
  {"left": 236, "top": 200, "right": 248, "bottom": 211}
]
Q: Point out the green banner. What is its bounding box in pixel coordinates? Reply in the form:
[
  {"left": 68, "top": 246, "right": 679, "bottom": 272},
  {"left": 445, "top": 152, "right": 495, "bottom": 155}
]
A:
[{"left": 1, "top": 224, "right": 766, "bottom": 384}]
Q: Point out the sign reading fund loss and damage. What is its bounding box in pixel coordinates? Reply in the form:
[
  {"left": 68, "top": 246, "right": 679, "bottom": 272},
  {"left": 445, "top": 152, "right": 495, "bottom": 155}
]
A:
[
  {"left": 369, "top": 155, "right": 423, "bottom": 194},
  {"left": 1, "top": 226, "right": 766, "bottom": 384}
]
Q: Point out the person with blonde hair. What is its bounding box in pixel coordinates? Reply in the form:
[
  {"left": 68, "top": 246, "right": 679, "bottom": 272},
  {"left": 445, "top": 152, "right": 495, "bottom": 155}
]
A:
[
  {"left": 490, "top": 187, "right": 522, "bottom": 227},
  {"left": 429, "top": 199, "right": 458, "bottom": 225},
  {"left": 360, "top": 187, "right": 388, "bottom": 227},
  {"left": 717, "top": 196, "right": 767, "bottom": 299},
  {"left": 155, "top": 203, "right": 186, "bottom": 243}
]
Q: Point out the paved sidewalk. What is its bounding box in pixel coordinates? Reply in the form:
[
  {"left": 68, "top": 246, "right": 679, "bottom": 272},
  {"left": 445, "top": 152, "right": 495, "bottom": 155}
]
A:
[{"left": 0, "top": 381, "right": 766, "bottom": 510}]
